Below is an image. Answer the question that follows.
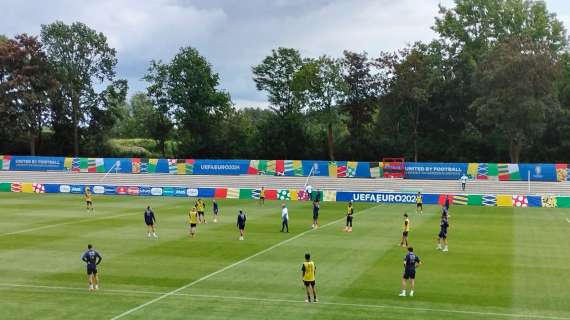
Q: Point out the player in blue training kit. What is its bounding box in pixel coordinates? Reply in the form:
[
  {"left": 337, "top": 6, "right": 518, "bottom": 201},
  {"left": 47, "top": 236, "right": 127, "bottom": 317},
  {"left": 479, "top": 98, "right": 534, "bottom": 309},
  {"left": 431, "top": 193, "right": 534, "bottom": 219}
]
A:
[
  {"left": 237, "top": 210, "right": 247, "bottom": 240},
  {"left": 399, "top": 247, "right": 421, "bottom": 297},
  {"left": 437, "top": 211, "right": 449, "bottom": 252},
  {"left": 144, "top": 206, "right": 158, "bottom": 238},
  {"left": 81, "top": 244, "right": 102, "bottom": 291},
  {"left": 213, "top": 200, "right": 219, "bottom": 223}
]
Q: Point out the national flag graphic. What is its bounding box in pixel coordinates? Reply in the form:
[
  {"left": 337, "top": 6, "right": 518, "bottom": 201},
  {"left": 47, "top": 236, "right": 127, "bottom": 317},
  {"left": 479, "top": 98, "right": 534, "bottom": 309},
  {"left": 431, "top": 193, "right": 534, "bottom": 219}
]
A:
[
  {"left": 266, "top": 160, "right": 276, "bottom": 175},
  {"left": 467, "top": 163, "right": 478, "bottom": 179},
  {"left": 369, "top": 162, "right": 381, "bottom": 178},
  {"left": 512, "top": 195, "right": 528, "bottom": 207},
  {"left": 541, "top": 195, "right": 557, "bottom": 208},
  {"left": 482, "top": 195, "right": 496, "bottom": 206},
  {"left": 88, "top": 158, "right": 97, "bottom": 173},
  {"left": 337, "top": 162, "right": 347, "bottom": 177},
  {"left": 176, "top": 159, "right": 186, "bottom": 175},
  {"left": 96, "top": 158, "right": 105, "bottom": 173},
  {"left": 292, "top": 160, "right": 303, "bottom": 176},
  {"left": 556, "top": 163, "right": 568, "bottom": 182},
  {"left": 453, "top": 195, "right": 468, "bottom": 205},
  {"left": 132, "top": 158, "right": 141, "bottom": 173},
  {"left": 247, "top": 160, "right": 260, "bottom": 174},
  {"left": 64, "top": 157, "right": 73, "bottom": 171},
  {"left": 140, "top": 158, "right": 149, "bottom": 173},
  {"left": 80, "top": 158, "right": 89, "bottom": 172},
  {"left": 72, "top": 158, "right": 80, "bottom": 172},
  {"left": 168, "top": 159, "right": 177, "bottom": 174},
  {"left": 148, "top": 159, "right": 158, "bottom": 173},
  {"left": 284, "top": 160, "right": 294, "bottom": 175},
  {"left": 32, "top": 183, "right": 45, "bottom": 193},
  {"left": 277, "top": 189, "right": 291, "bottom": 200},
  {"left": 252, "top": 189, "right": 261, "bottom": 199},
  {"left": 275, "top": 160, "right": 285, "bottom": 175},
  {"left": 1, "top": 155, "right": 11, "bottom": 170},
  {"left": 498, "top": 163, "right": 520, "bottom": 181},
  {"left": 11, "top": 183, "right": 22, "bottom": 193},
  {"left": 328, "top": 161, "right": 337, "bottom": 177},
  {"left": 477, "top": 163, "right": 488, "bottom": 179},
  {"left": 226, "top": 188, "right": 240, "bottom": 199},
  {"left": 347, "top": 161, "right": 357, "bottom": 177},
  {"left": 185, "top": 159, "right": 195, "bottom": 174},
  {"left": 487, "top": 163, "right": 499, "bottom": 180}
]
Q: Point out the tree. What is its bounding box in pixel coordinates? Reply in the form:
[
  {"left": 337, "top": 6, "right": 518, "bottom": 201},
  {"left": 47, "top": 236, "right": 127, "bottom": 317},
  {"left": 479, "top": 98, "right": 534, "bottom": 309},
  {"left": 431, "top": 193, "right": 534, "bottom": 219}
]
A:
[
  {"left": 471, "top": 36, "right": 561, "bottom": 162},
  {"left": 377, "top": 44, "right": 443, "bottom": 162},
  {"left": 339, "top": 51, "right": 380, "bottom": 159},
  {"left": 293, "top": 56, "right": 347, "bottom": 160},
  {"left": 144, "top": 61, "right": 174, "bottom": 157},
  {"left": 41, "top": 21, "right": 117, "bottom": 156},
  {"left": 253, "top": 47, "right": 305, "bottom": 115},
  {"left": 0, "top": 34, "right": 58, "bottom": 155}
]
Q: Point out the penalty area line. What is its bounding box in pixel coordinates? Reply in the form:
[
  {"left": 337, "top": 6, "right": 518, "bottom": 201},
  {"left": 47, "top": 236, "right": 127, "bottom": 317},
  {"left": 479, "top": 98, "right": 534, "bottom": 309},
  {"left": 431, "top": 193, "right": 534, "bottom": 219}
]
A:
[
  {"left": 109, "top": 204, "right": 381, "bottom": 320},
  {"left": 1, "top": 283, "right": 569, "bottom": 320}
]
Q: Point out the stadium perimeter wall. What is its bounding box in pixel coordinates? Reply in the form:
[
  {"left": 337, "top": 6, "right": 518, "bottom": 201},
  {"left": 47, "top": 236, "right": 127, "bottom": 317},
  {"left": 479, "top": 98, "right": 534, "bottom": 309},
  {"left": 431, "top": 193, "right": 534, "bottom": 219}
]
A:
[{"left": 2, "top": 155, "right": 570, "bottom": 182}]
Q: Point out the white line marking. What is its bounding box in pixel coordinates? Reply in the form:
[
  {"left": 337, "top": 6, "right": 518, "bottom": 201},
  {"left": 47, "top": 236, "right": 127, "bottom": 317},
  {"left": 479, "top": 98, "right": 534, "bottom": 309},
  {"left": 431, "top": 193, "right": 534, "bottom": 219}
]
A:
[
  {"left": 109, "top": 205, "right": 381, "bottom": 320},
  {"left": 2, "top": 283, "right": 568, "bottom": 320},
  {"left": 566, "top": 218, "right": 570, "bottom": 224},
  {"left": 0, "top": 212, "right": 139, "bottom": 237}
]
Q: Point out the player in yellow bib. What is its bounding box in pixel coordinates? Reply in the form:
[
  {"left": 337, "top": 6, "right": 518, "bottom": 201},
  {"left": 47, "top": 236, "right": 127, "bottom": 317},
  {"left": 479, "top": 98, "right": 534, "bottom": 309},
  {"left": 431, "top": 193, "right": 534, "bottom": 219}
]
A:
[
  {"left": 196, "top": 199, "right": 206, "bottom": 224},
  {"left": 344, "top": 201, "right": 354, "bottom": 232},
  {"left": 188, "top": 207, "right": 198, "bottom": 238},
  {"left": 301, "top": 253, "right": 317, "bottom": 303},
  {"left": 400, "top": 213, "right": 410, "bottom": 247},
  {"left": 416, "top": 192, "right": 423, "bottom": 214},
  {"left": 84, "top": 187, "right": 94, "bottom": 214},
  {"left": 259, "top": 187, "right": 265, "bottom": 206}
]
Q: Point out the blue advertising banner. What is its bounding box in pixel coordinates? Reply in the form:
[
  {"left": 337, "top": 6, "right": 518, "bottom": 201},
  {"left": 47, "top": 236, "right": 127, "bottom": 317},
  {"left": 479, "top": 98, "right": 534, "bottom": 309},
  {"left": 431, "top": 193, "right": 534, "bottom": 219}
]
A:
[
  {"left": 70, "top": 185, "right": 84, "bottom": 194},
  {"left": 355, "top": 162, "right": 371, "bottom": 178},
  {"left": 422, "top": 194, "right": 441, "bottom": 205},
  {"left": 192, "top": 160, "right": 250, "bottom": 175},
  {"left": 518, "top": 164, "right": 557, "bottom": 181},
  {"left": 44, "top": 184, "right": 61, "bottom": 193},
  {"left": 174, "top": 187, "right": 188, "bottom": 197},
  {"left": 337, "top": 191, "right": 417, "bottom": 203},
  {"left": 104, "top": 185, "right": 117, "bottom": 195},
  {"left": 301, "top": 160, "right": 329, "bottom": 177},
  {"left": 405, "top": 162, "right": 467, "bottom": 180},
  {"left": 162, "top": 187, "right": 174, "bottom": 196},
  {"left": 139, "top": 186, "right": 152, "bottom": 196},
  {"left": 197, "top": 188, "right": 216, "bottom": 198},
  {"left": 9, "top": 156, "right": 64, "bottom": 171}
]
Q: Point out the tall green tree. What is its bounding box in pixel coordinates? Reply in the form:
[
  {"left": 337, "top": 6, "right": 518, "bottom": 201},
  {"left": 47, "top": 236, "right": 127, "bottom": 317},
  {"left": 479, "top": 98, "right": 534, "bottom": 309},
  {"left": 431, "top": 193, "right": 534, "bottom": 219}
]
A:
[
  {"left": 144, "top": 61, "right": 174, "bottom": 157},
  {"left": 41, "top": 21, "right": 117, "bottom": 156},
  {"left": 471, "top": 36, "right": 561, "bottom": 162},
  {"left": 0, "top": 34, "right": 58, "bottom": 155},
  {"left": 293, "top": 56, "right": 347, "bottom": 160}
]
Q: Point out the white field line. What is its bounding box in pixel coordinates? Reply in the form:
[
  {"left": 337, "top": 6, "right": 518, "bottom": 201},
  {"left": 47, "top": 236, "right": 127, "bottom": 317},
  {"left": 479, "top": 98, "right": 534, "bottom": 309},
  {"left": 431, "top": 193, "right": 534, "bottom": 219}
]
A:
[
  {"left": 0, "top": 212, "right": 139, "bottom": 237},
  {"left": 566, "top": 218, "right": 570, "bottom": 224},
  {"left": 109, "top": 205, "right": 381, "bottom": 320},
  {"left": 1, "top": 283, "right": 568, "bottom": 320}
]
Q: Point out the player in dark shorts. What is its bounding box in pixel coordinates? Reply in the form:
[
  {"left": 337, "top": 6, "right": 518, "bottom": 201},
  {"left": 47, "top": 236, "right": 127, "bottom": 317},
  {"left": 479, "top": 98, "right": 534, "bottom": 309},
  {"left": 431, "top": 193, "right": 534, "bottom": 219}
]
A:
[
  {"left": 81, "top": 244, "right": 102, "bottom": 291},
  {"left": 416, "top": 192, "right": 423, "bottom": 214},
  {"left": 144, "top": 206, "right": 158, "bottom": 238},
  {"left": 312, "top": 200, "right": 320, "bottom": 229},
  {"left": 301, "top": 253, "right": 317, "bottom": 303},
  {"left": 437, "top": 211, "right": 449, "bottom": 252},
  {"left": 259, "top": 187, "right": 265, "bottom": 206},
  {"left": 237, "top": 210, "right": 247, "bottom": 240},
  {"left": 196, "top": 199, "right": 206, "bottom": 224},
  {"left": 344, "top": 201, "right": 354, "bottom": 232},
  {"left": 213, "top": 200, "right": 219, "bottom": 223},
  {"left": 399, "top": 247, "right": 421, "bottom": 297}
]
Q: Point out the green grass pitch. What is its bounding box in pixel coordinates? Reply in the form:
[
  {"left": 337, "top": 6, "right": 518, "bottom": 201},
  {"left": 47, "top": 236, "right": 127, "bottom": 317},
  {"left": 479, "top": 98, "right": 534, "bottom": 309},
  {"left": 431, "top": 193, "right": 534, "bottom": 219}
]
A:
[{"left": 0, "top": 193, "right": 569, "bottom": 320}]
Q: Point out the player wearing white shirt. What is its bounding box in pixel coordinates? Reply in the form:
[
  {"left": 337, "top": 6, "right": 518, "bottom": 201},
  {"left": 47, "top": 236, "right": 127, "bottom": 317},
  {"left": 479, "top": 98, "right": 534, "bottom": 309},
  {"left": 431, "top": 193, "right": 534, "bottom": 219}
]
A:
[
  {"left": 460, "top": 174, "right": 468, "bottom": 191},
  {"left": 280, "top": 203, "right": 289, "bottom": 233}
]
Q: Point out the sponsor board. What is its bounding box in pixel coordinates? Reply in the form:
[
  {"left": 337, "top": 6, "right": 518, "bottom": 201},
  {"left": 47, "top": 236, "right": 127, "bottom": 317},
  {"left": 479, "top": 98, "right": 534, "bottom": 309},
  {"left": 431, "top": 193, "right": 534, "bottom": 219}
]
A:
[
  {"left": 139, "top": 186, "right": 151, "bottom": 196},
  {"left": 93, "top": 186, "right": 105, "bottom": 194},
  {"left": 337, "top": 191, "right": 417, "bottom": 204},
  {"left": 70, "top": 185, "right": 83, "bottom": 194},
  {"left": 174, "top": 187, "right": 188, "bottom": 197},
  {"left": 151, "top": 187, "right": 163, "bottom": 196},
  {"left": 404, "top": 162, "right": 467, "bottom": 180},
  {"left": 59, "top": 185, "right": 71, "bottom": 193},
  {"left": 162, "top": 187, "right": 174, "bottom": 196},
  {"left": 116, "top": 186, "right": 127, "bottom": 195},
  {"left": 187, "top": 188, "right": 199, "bottom": 197},
  {"left": 127, "top": 186, "right": 140, "bottom": 196},
  {"left": 104, "top": 186, "right": 117, "bottom": 195}
]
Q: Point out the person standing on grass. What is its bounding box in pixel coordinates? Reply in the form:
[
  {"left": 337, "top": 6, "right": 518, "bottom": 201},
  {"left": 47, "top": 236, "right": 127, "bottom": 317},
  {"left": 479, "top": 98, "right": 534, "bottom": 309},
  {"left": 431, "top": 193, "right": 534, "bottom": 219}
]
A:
[
  {"left": 301, "top": 253, "right": 318, "bottom": 303},
  {"left": 81, "top": 244, "right": 102, "bottom": 291},
  {"left": 312, "top": 200, "right": 320, "bottom": 229},
  {"left": 437, "top": 211, "right": 449, "bottom": 252},
  {"left": 237, "top": 210, "right": 247, "bottom": 240},
  {"left": 281, "top": 203, "right": 289, "bottom": 233},
  {"left": 188, "top": 206, "right": 198, "bottom": 238},
  {"left": 85, "top": 186, "right": 94, "bottom": 214},
  {"left": 399, "top": 247, "right": 421, "bottom": 297},
  {"left": 196, "top": 199, "right": 206, "bottom": 224},
  {"left": 144, "top": 206, "right": 158, "bottom": 239},
  {"left": 344, "top": 201, "right": 354, "bottom": 232},
  {"left": 400, "top": 213, "right": 410, "bottom": 247},
  {"left": 460, "top": 173, "right": 468, "bottom": 191},
  {"left": 416, "top": 192, "right": 423, "bottom": 214},
  {"left": 259, "top": 187, "right": 266, "bottom": 206},
  {"left": 212, "top": 200, "right": 219, "bottom": 223}
]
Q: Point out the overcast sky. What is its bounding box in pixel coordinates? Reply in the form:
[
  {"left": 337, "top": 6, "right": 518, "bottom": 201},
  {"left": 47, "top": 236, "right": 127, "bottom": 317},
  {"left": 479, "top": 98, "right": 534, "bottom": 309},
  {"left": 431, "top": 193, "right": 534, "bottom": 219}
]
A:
[{"left": 2, "top": 0, "right": 569, "bottom": 108}]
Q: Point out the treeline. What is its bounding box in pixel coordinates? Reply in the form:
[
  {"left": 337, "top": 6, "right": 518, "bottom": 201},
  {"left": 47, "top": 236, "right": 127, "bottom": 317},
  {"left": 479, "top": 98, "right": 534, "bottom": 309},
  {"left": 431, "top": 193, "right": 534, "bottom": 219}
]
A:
[{"left": 2, "top": 0, "right": 570, "bottom": 163}]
